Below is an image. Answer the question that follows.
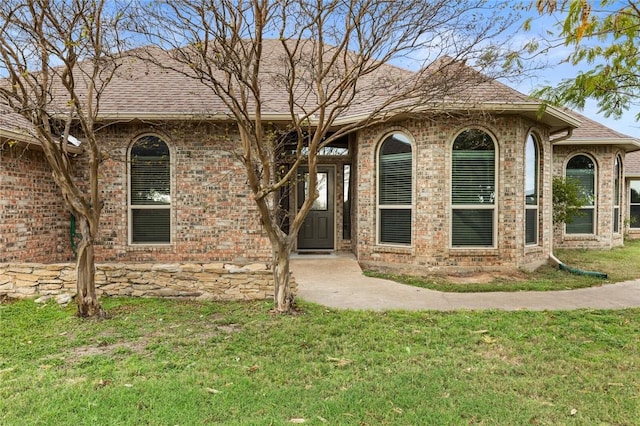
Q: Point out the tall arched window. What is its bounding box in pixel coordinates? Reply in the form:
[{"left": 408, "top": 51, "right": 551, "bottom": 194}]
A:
[
  {"left": 129, "top": 135, "right": 171, "bottom": 244},
  {"left": 565, "top": 154, "right": 596, "bottom": 234},
  {"left": 451, "top": 129, "right": 496, "bottom": 247},
  {"left": 377, "top": 132, "right": 412, "bottom": 245},
  {"left": 525, "top": 134, "right": 540, "bottom": 245},
  {"left": 614, "top": 155, "right": 622, "bottom": 233}
]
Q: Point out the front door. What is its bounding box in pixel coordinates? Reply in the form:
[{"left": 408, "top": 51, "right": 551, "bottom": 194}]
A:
[{"left": 297, "top": 166, "right": 335, "bottom": 250}]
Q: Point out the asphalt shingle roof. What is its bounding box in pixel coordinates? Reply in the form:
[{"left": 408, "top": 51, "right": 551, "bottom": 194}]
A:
[
  {"left": 1, "top": 39, "right": 637, "bottom": 155},
  {"left": 56, "top": 41, "right": 533, "bottom": 120}
]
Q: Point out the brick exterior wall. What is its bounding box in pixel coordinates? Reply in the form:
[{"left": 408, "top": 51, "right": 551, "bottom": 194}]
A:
[
  {"left": 0, "top": 144, "right": 73, "bottom": 263},
  {"left": 0, "top": 117, "right": 628, "bottom": 288},
  {"left": 354, "top": 115, "right": 554, "bottom": 274},
  {"left": 552, "top": 145, "right": 625, "bottom": 249},
  {"left": 91, "top": 122, "right": 272, "bottom": 263}
]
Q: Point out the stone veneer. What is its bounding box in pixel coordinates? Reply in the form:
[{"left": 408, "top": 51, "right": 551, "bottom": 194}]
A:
[{"left": 0, "top": 262, "right": 296, "bottom": 301}]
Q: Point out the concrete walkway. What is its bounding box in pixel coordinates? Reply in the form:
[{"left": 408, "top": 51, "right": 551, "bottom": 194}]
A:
[{"left": 290, "top": 254, "right": 640, "bottom": 311}]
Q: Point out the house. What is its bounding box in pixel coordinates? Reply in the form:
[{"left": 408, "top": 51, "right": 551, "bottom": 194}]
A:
[{"left": 1, "top": 41, "right": 639, "bottom": 300}]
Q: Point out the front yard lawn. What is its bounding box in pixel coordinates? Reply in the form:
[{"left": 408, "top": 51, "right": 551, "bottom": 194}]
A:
[{"left": 1, "top": 297, "right": 639, "bottom": 425}]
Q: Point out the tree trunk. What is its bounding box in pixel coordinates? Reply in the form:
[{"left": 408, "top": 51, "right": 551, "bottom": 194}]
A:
[
  {"left": 75, "top": 216, "right": 105, "bottom": 318},
  {"left": 272, "top": 244, "right": 293, "bottom": 313}
]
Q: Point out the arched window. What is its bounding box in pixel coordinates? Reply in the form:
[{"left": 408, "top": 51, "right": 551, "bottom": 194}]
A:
[
  {"left": 377, "top": 132, "right": 412, "bottom": 245},
  {"left": 614, "top": 155, "right": 622, "bottom": 233},
  {"left": 565, "top": 154, "right": 595, "bottom": 234},
  {"left": 525, "top": 134, "right": 540, "bottom": 245},
  {"left": 129, "top": 135, "right": 171, "bottom": 244},
  {"left": 451, "top": 129, "right": 496, "bottom": 247}
]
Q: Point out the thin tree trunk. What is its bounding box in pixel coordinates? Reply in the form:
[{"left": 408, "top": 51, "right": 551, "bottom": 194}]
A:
[
  {"left": 272, "top": 243, "right": 294, "bottom": 313},
  {"left": 75, "top": 216, "right": 105, "bottom": 318}
]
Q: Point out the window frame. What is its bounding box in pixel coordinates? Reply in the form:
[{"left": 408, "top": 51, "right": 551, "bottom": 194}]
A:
[
  {"left": 613, "top": 155, "right": 622, "bottom": 234},
  {"left": 564, "top": 153, "right": 597, "bottom": 235},
  {"left": 376, "top": 131, "right": 414, "bottom": 247},
  {"left": 629, "top": 179, "right": 640, "bottom": 229},
  {"left": 450, "top": 128, "right": 498, "bottom": 249},
  {"left": 524, "top": 133, "right": 540, "bottom": 246},
  {"left": 128, "top": 134, "right": 173, "bottom": 245}
]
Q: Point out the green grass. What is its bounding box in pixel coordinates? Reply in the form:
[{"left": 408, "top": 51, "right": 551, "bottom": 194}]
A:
[
  {"left": 365, "top": 239, "right": 640, "bottom": 292},
  {"left": 1, "top": 297, "right": 639, "bottom": 425}
]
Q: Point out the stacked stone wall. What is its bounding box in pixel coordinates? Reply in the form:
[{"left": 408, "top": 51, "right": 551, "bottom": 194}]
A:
[{"left": 0, "top": 262, "right": 295, "bottom": 302}]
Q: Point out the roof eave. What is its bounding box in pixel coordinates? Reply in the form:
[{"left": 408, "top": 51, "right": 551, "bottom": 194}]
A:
[
  {"left": 332, "top": 102, "right": 582, "bottom": 131},
  {"left": 553, "top": 137, "right": 640, "bottom": 153},
  {"left": 94, "top": 102, "right": 582, "bottom": 134},
  {"left": 95, "top": 112, "right": 296, "bottom": 123},
  {"left": 0, "top": 128, "right": 84, "bottom": 155},
  {"left": 478, "top": 102, "right": 581, "bottom": 132}
]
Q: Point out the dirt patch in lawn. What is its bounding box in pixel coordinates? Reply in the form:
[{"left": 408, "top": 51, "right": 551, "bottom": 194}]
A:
[
  {"left": 444, "top": 270, "right": 529, "bottom": 284},
  {"left": 66, "top": 322, "right": 240, "bottom": 362}
]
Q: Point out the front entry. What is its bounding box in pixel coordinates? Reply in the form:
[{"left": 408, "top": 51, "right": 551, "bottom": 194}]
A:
[{"left": 297, "top": 166, "right": 335, "bottom": 250}]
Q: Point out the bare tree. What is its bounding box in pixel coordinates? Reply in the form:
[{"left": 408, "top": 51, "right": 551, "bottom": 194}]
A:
[
  {"left": 0, "top": 0, "right": 126, "bottom": 317},
  {"left": 131, "top": 0, "right": 522, "bottom": 313}
]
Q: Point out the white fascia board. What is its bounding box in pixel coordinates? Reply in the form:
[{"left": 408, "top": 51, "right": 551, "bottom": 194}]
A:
[
  {"left": 553, "top": 138, "right": 640, "bottom": 152},
  {"left": 93, "top": 102, "right": 583, "bottom": 131},
  {"left": 0, "top": 128, "right": 84, "bottom": 154},
  {"left": 95, "top": 112, "right": 296, "bottom": 122}
]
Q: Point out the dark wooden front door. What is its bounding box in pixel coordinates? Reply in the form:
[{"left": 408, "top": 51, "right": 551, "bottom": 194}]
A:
[{"left": 297, "top": 166, "right": 335, "bottom": 250}]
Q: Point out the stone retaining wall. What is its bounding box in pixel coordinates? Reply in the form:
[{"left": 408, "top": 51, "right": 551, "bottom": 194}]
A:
[{"left": 0, "top": 262, "right": 296, "bottom": 301}]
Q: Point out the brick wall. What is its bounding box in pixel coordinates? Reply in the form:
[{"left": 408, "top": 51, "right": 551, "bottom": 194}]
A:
[
  {"left": 0, "top": 144, "right": 73, "bottom": 263},
  {"left": 2, "top": 117, "right": 626, "bottom": 283},
  {"left": 552, "top": 145, "right": 625, "bottom": 249},
  {"left": 91, "top": 122, "right": 273, "bottom": 263},
  {"left": 354, "top": 115, "right": 553, "bottom": 274}
]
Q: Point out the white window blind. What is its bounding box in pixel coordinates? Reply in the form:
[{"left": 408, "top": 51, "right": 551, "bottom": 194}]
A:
[
  {"left": 130, "top": 136, "right": 171, "bottom": 244},
  {"left": 566, "top": 155, "right": 595, "bottom": 234},
  {"left": 525, "top": 135, "right": 539, "bottom": 245},
  {"left": 614, "top": 156, "right": 621, "bottom": 233},
  {"left": 378, "top": 133, "right": 412, "bottom": 245},
  {"left": 451, "top": 129, "right": 495, "bottom": 247}
]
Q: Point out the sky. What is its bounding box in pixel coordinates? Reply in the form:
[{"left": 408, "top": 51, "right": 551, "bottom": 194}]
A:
[{"left": 510, "top": 3, "right": 639, "bottom": 138}]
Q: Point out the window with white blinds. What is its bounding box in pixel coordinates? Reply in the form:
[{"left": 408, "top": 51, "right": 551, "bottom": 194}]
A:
[
  {"left": 129, "top": 136, "right": 171, "bottom": 244},
  {"left": 451, "top": 129, "right": 496, "bottom": 247},
  {"left": 614, "top": 156, "right": 621, "bottom": 233},
  {"left": 525, "top": 134, "right": 539, "bottom": 245},
  {"left": 565, "top": 154, "right": 595, "bottom": 234},
  {"left": 377, "top": 133, "right": 412, "bottom": 245}
]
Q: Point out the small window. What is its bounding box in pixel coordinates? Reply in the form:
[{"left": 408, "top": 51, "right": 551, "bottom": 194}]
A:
[
  {"left": 343, "top": 164, "right": 352, "bottom": 240},
  {"left": 303, "top": 172, "right": 328, "bottom": 211},
  {"left": 129, "top": 135, "right": 171, "bottom": 244},
  {"left": 451, "top": 129, "right": 496, "bottom": 247},
  {"left": 525, "top": 134, "right": 540, "bottom": 245},
  {"left": 613, "top": 156, "right": 621, "bottom": 233},
  {"left": 565, "top": 154, "right": 595, "bottom": 234},
  {"left": 377, "top": 133, "right": 412, "bottom": 245}
]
